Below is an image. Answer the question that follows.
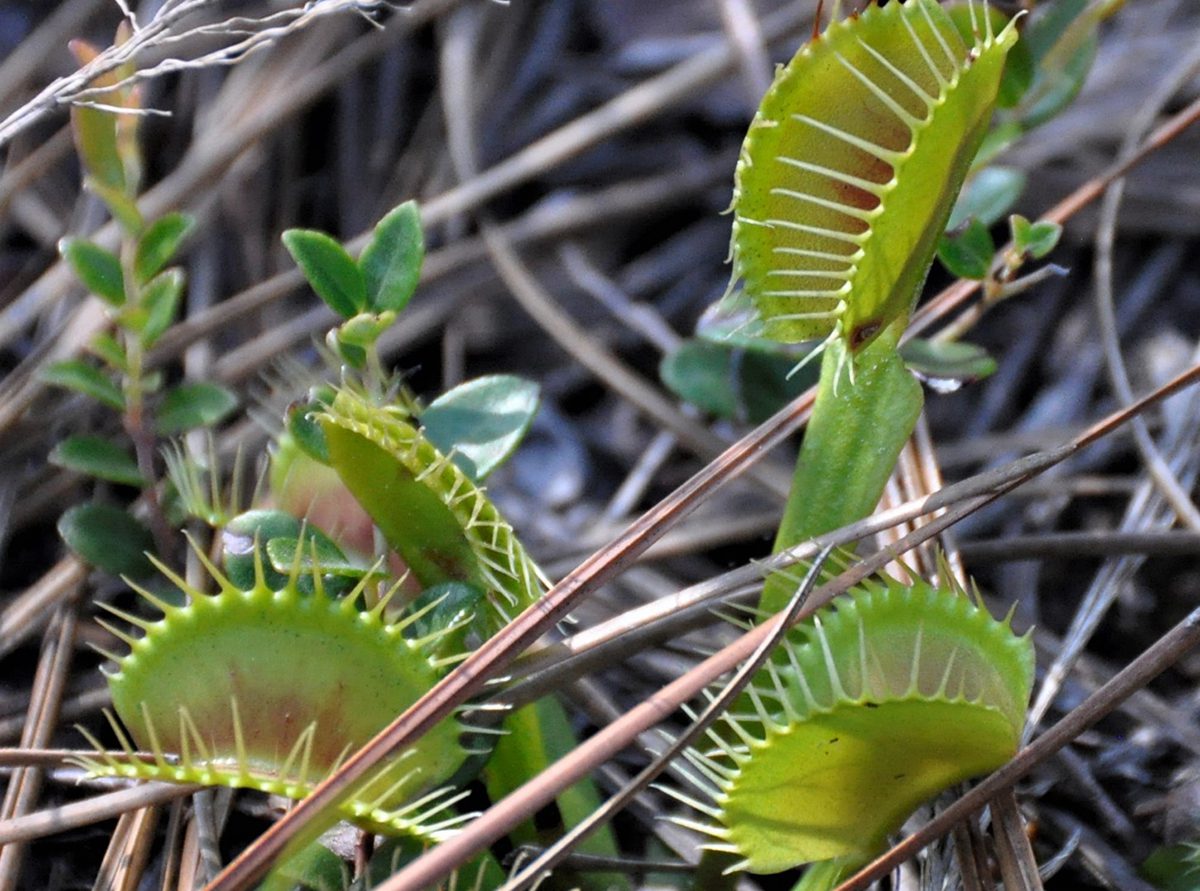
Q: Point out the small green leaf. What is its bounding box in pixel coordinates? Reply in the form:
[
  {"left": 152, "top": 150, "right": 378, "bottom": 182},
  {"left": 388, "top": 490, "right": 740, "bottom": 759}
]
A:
[
  {"left": 971, "top": 120, "right": 1023, "bottom": 170},
  {"left": 222, "top": 510, "right": 357, "bottom": 595},
  {"left": 88, "top": 333, "right": 128, "bottom": 372},
  {"left": 660, "top": 341, "right": 737, "bottom": 419},
  {"left": 70, "top": 104, "right": 124, "bottom": 196},
  {"left": 937, "top": 218, "right": 996, "bottom": 281},
  {"left": 360, "top": 200, "right": 424, "bottom": 313},
  {"left": 139, "top": 268, "right": 185, "bottom": 348},
  {"left": 660, "top": 340, "right": 818, "bottom": 424},
  {"left": 405, "top": 581, "right": 486, "bottom": 657},
  {"left": 265, "top": 536, "right": 367, "bottom": 579},
  {"left": 222, "top": 509, "right": 303, "bottom": 590},
  {"left": 1009, "top": 214, "right": 1062, "bottom": 260},
  {"left": 41, "top": 360, "right": 124, "bottom": 410},
  {"left": 282, "top": 229, "right": 367, "bottom": 318},
  {"left": 60, "top": 238, "right": 125, "bottom": 307},
  {"left": 58, "top": 502, "right": 155, "bottom": 575},
  {"left": 337, "top": 311, "right": 395, "bottom": 349},
  {"left": 900, "top": 338, "right": 998, "bottom": 389},
  {"left": 948, "top": 167, "right": 1026, "bottom": 230},
  {"left": 1021, "top": 32, "right": 1097, "bottom": 129},
  {"left": 275, "top": 840, "right": 350, "bottom": 891},
  {"left": 156, "top": 382, "right": 238, "bottom": 434},
  {"left": 287, "top": 401, "right": 331, "bottom": 464},
  {"left": 50, "top": 435, "right": 144, "bottom": 486},
  {"left": 134, "top": 213, "right": 194, "bottom": 283},
  {"left": 327, "top": 329, "right": 367, "bottom": 370},
  {"left": 422, "top": 375, "right": 540, "bottom": 481},
  {"left": 85, "top": 177, "right": 143, "bottom": 234}
]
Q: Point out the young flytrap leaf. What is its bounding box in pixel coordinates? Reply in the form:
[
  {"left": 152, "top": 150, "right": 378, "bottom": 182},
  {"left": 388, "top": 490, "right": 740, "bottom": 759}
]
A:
[
  {"left": 79, "top": 546, "right": 474, "bottom": 840},
  {"left": 1010, "top": 212, "right": 1062, "bottom": 260},
  {"left": 670, "top": 576, "right": 1033, "bottom": 876},
  {"left": 318, "top": 388, "right": 623, "bottom": 876},
  {"left": 320, "top": 389, "right": 548, "bottom": 632},
  {"left": 727, "top": 0, "right": 1020, "bottom": 360}
]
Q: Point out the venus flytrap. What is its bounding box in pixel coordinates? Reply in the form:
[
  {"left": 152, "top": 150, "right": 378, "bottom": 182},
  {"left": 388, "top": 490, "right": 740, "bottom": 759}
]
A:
[
  {"left": 70, "top": 184, "right": 627, "bottom": 886},
  {"left": 659, "top": 2, "right": 1039, "bottom": 887}
]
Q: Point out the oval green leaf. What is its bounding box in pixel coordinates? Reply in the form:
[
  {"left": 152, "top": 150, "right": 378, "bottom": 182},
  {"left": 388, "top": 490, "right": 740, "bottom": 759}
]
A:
[
  {"left": 948, "top": 166, "right": 1027, "bottom": 230},
  {"left": 41, "top": 360, "right": 125, "bottom": 410},
  {"left": 360, "top": 200, "right": 424, "bottom": 313},
  {"left": 282, "top": 229, "right": 367, "bottom": 319},
  {"left": 421, "top": 375, "right": 540, "bottom": 481},
  {"left": 50, "top": 435, "right": 144, "bottom": 486},
  {"left": 937, "top": 218, "right": 995, "bottom": 280},
  {"left": 60, "top": 237, "right": 125, "bottom": 307},
  {"left": 139, "top": 268, "right": 185, "bottom": 348},
  {"left": 134, "top": 212, "right": 195, "bottom": 284},
  {"left": 58, "top": 502, "right": 155, "bottom": 576},
  {"left": 156, "top": 382, "right": 238, "bottom": 434}
]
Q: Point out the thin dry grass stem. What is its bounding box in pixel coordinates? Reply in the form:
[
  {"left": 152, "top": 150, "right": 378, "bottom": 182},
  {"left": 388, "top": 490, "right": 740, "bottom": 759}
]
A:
[
  {"left": 0, "top": 557, "right": 86, "bottom": 661},
  {"left": 0, "top": 602, "right": 78, "bottom": 891},
  {"left": 951, "top": 821, "right": 990, "bottom": 891},
  {"left": 992, "top": 789, "right": 1042, "bottom": 890},
  {"left": 1091, "top": 42, "right": 1200, "bottom": 530},
  {"left": 0, "top": 126, "right": 73, "bottom": 221},
  {"left": 715, "top": 0, "right": 774, "bottom": 102},
  {"left": 156, "top": 800, "right": 185, "bottom": 891},
  {"left": 960, "top": 530, "right": 1200, "bottom": 562},
  {"left": 833, "top": 601, "right": 1200, "bottom": 891},
  {"left": 93, "top": 805, "right": 160, "bottom": 891},
  {"left": 0, "top": 783, "right": 196, "bottom": 848}
]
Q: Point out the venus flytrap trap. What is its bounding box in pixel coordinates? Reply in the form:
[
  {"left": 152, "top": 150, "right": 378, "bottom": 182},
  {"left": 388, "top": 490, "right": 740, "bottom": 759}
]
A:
[
  {"left": 78, "top": 542, "right": 475, "bottom": 842},
  {"left": 671, "top": 575, "right": 1033, "bottom": 889}
]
